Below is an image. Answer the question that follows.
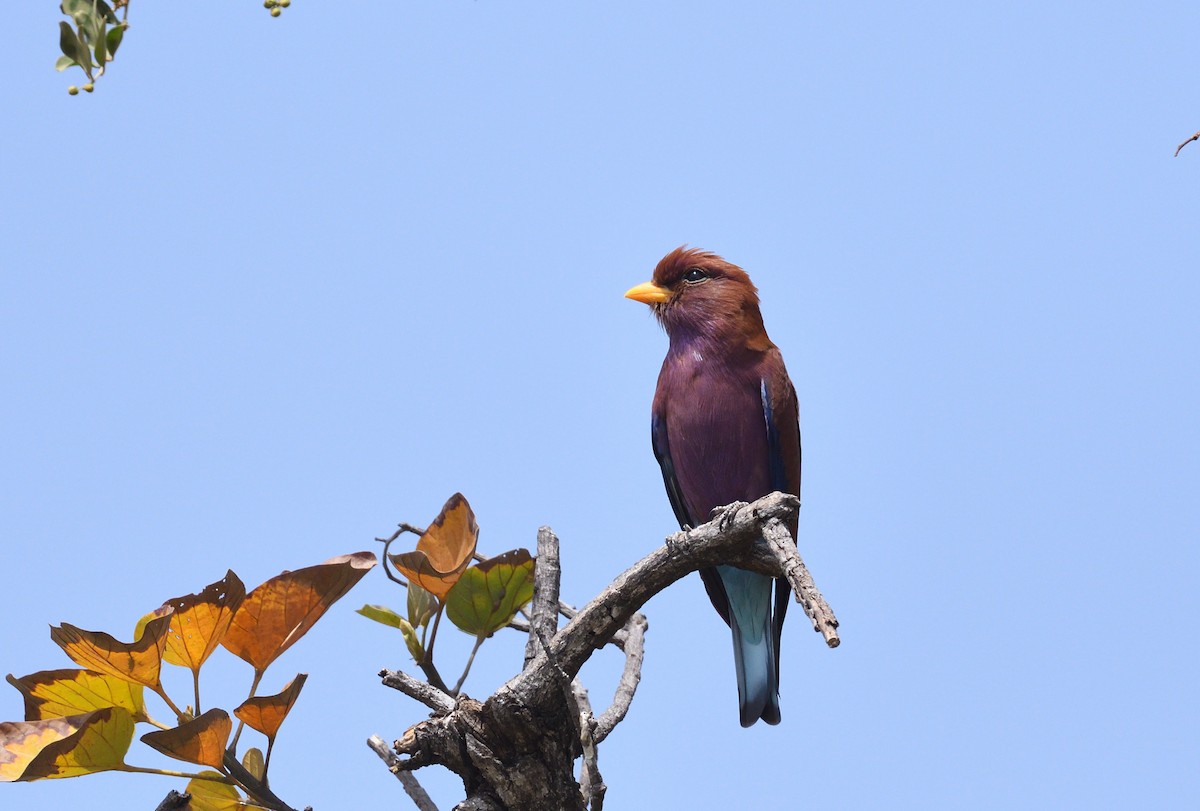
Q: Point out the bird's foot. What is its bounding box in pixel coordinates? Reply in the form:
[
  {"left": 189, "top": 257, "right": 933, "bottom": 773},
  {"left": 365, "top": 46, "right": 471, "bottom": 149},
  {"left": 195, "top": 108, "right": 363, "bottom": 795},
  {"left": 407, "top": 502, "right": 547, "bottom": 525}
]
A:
[{"left": 711, "top": 502, "right": 747, "bottom": 533}]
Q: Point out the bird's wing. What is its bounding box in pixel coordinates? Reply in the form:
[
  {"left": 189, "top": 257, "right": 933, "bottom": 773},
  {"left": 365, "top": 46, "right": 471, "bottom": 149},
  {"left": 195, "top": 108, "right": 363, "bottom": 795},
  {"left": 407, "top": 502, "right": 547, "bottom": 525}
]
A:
[
  {"left": 760, "top": 371, "right": 802, "bottom": 682},
  {"left": 652, "top": 409, "right": 733, "bottom": 626}
]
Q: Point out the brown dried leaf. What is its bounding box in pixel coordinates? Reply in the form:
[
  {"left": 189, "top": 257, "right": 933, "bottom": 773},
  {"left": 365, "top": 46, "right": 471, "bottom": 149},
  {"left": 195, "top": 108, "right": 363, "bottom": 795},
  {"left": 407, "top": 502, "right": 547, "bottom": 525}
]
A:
[
  {"left": 140, "top": 708, "right": 230, "bottom": 769},
  {"left": 49, "top": 613, "right": 172, "bottom": 690},
  {"left": 232, "top": 673, "right": 307, "bottom": 741},
  {"left": 160, "top": 570, "right": 246, "bottom": 672},
  {"left": 221, "top": 552, "right": 377, "bottom": 671},
  {"left": 6, "top": 669, "right": 147, "bottom": 722},
  {"left": 388, "top": 493, "right": 479, "bottom": 598},
  {"left": 0, "top": 707, "right": 134, "bottom": 781}
]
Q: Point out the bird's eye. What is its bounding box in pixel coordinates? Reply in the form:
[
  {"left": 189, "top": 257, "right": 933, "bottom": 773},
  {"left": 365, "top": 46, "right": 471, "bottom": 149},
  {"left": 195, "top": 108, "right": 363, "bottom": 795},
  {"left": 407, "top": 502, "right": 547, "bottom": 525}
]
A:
[{"left": 682, "top": 268, "right": 708, "bottom": 283}]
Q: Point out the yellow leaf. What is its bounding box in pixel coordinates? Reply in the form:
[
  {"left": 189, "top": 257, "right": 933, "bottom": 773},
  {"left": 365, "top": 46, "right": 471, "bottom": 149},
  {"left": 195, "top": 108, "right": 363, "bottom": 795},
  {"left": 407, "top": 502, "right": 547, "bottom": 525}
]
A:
[
  {"left": 0, "top": 707, "right": 134, "bottom": 781},
  {"left": 186, "top": 772, "right": 258, "bottom": 811},
  {"left": 50, "top": 613, "right": 172, "bottom": 691},
  {"left": 140, "top": 708, "right": 230, "bottom": 769},
  {"left": 6, "top": 670, "right": 147, "bottom": 722},
  {"left": 221, "top": 552, "right": 377, "bottom": 672},
  {"left": 389, "top": 493, "right": 479, "bottom": 599},
  {"left": 232, "top": 673, "right": 306, "bottom": 740},
  {"left": 160, "top": 571, "right": 246, "bottom": 672},
  {"left": 241, "top": 747, "right": 265, "bottom": 781}
]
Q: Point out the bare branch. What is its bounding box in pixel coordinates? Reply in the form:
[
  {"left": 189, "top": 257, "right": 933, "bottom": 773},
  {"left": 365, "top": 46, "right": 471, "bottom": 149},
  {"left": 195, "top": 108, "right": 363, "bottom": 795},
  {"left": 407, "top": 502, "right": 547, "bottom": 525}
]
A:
[
  {"left": 524, "top": 526, "right": 562, "bottom": 668},
  {"left": 761, "top": 517, "right": 841, "bottom": 647},
  {"left": 381, "top": 669, "right": 455, "bottom": 714},
  {"left": 514, "top": 491, "right": 816, "bottom": 690},
  {"left": 368, "top": 735, "right": 441, "bottom": 811},
  {"left": 570, "top": 680, "right": 606, "bottom": 811},
  {"left": 595, "top": 612, "right": 647, "bottom": 743},
  {"left": 1176, "top": 130, "right": 1200, "bottom": 157}
]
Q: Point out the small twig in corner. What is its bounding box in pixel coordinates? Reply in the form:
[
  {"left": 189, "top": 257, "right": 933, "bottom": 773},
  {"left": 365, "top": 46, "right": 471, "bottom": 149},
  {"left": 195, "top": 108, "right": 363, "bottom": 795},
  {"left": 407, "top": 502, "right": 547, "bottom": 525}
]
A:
[
  {"left": 368, "top": 734, "right": 441, "bottom": 811},
  {"left": 152, "top": 790, "right": 191, "bottom": 811},
  {"left": 1175, "top": 130, "right": 1200, "bottom": 157}
]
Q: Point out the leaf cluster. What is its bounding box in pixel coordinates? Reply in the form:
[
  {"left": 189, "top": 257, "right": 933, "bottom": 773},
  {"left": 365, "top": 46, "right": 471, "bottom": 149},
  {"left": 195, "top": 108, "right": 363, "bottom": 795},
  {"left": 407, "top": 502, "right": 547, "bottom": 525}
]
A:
[
  {"left": 361, "top": 493, "right": 535, "bottom": 696},
  {"left": 1, "top": 552, "right": 377, "bottom": 811},
  {"left": 56, "top": 0, "right": 128, "bottom": 93}
]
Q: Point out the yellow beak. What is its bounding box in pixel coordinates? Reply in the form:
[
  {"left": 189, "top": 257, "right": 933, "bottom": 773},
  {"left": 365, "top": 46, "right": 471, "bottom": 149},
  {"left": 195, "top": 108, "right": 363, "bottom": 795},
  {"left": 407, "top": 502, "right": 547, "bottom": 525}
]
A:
[{"left": 624, "top": 281, "right": 671, "bottom": 305}]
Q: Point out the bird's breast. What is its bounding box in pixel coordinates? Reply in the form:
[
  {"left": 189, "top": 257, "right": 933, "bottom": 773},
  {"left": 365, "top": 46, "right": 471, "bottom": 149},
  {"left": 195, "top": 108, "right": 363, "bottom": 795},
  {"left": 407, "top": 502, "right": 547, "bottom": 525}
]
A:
[{"left": 656, "top": 352, "right": 773, "bottom": 520}]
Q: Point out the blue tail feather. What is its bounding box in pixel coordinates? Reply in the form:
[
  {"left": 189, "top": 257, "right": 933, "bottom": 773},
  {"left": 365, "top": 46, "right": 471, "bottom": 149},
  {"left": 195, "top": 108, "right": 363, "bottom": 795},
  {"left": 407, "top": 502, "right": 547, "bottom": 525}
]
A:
[{"left": 717, "top": 565, "right": 780, "bottom": 727}]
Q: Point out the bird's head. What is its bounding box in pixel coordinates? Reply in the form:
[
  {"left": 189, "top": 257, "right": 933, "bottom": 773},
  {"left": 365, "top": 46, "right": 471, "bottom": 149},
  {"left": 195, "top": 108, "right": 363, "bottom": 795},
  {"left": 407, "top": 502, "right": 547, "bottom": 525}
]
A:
[{"left": 625, "top": 247, "right": 769, "bottom": 348}]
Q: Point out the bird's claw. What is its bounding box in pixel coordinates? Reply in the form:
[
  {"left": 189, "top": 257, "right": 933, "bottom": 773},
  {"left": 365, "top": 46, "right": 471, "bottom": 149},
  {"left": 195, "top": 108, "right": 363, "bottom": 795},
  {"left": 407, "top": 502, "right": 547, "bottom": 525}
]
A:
[{"left": 712, "top": 502, "right": 746, "bottom": 533}]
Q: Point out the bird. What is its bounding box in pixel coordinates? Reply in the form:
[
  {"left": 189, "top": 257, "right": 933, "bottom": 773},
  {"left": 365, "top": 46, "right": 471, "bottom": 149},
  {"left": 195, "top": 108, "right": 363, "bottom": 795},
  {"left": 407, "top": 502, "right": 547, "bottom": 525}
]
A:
[{"left": 625, "top": 246, "right": 801, "bottom": 727}]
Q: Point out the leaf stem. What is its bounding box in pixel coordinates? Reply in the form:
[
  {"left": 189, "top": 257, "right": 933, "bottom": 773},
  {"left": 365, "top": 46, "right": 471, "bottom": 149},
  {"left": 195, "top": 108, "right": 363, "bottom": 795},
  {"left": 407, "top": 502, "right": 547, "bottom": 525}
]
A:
[
  {"left": 119, "top": 764, "right": 233, "bottom": 782},
  {"left": 450, "top": 635, "right": 486, "bottom": 696},
  {"left": 228, "top": 668, "right": 264, "bottom": 752},
  {"left": 153, "top": 685, "right": 188, "bottom": 722}
]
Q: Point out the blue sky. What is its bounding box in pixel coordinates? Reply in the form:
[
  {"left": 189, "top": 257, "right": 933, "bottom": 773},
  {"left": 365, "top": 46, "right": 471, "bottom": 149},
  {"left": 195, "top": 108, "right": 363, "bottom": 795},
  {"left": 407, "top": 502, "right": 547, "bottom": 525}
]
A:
[{"left": 2, "top": 2, "right": 1198, "bottom": 809}]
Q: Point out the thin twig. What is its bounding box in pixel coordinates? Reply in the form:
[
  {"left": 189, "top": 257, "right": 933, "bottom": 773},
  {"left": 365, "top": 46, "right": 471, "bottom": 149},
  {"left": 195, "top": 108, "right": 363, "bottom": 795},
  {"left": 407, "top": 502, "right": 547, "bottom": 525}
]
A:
[
  {"left": 1175, "top": 130, "right": 1200, "bottom": 157},
  {"left": 380, "top": 669, "right": 455, "bottom": 714},
  {"left": 377, "top": 523, "right": 426, "bottom": 587},
  {"left": 368, "top": 734, "right": 440, "bottom": 811},
  {"left": 595, "top": 612, "right": 647, "bottom": 743}
]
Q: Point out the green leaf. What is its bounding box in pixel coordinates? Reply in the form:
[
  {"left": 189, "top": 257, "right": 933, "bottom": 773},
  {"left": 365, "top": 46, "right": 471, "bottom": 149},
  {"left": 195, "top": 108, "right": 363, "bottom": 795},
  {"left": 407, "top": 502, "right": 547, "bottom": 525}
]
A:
[
  {"left": 407, "top": 582, "right": 437, "bottom": 630},
  {"left": 357, "top": 605, "right": 425, "bottom": 660},
  {"left": 106, "top": 24, "right": 124, "bottom": 60},
  {"left": 397, "top": 617, "right": 425, "bottom": 662},
  {"left": 93, "top": 22, "right": 106, "bottom": 68},
  {"left": 445, "top": 549, "right": 535, "bottom": 638},
  {"left": 94, "top": 0, "right": 119, "bottom": 24},
  {"left": 356, "top": 604, "right": 405, "bottom": 629},
  {"left": 58, "top": 21, "right": 81, "bottom": 63},
  {"left": 55, "top": 55, "right": 77, "bottom": 72},
  {"left": 58, "top": 22, "right": 92, "bottom": 79}
]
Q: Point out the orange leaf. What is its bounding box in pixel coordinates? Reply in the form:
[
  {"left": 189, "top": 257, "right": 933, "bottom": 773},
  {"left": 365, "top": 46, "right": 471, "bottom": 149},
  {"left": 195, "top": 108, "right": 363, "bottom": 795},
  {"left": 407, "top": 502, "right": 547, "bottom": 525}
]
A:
[
  {"left": 6, "top": 670, "right": 147, "bottom": 722},
  {"left": 160, "top": 571, "right": 247, "bottom": 672},
  {"left": 185, "top": 772, "right": 257, "bottom": 811},
  {"left": 140, "top": 709, "right": 230, "bottom": 769},
  {"left": 233, "top": 673, "right": 307, "bottom": 740},
  {"left": 50, "top": 613, "right": 172, "bottom": 691},
  {"left": 389, "top": 493, "right": 479, "bottom": 598},
  {"left": 221, "top": 552, "right": 377, "bottom": 671},
  {"left": 0, "top": 707, "right": 134, "bottom": 781}
]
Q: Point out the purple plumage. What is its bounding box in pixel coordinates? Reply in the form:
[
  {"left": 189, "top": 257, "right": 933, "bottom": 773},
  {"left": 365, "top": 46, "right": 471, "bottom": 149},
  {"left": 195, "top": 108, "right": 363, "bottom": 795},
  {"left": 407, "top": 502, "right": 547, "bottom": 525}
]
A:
[{"left": 626, "top": 247, "right": 801, "bottom": 726}]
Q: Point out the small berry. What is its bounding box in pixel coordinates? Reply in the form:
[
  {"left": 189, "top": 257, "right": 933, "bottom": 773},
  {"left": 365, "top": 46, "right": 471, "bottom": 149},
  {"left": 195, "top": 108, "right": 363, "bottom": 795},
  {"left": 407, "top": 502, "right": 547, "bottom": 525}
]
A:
[
  {"left": 68, "top": 85, "right": 79, "bottom": 95},
  {"left": 270, "top": 6, "right": 281, "bottom": 15},
  {"left": 263, "top": 0, "right": 275, "bottom": 7},
  {"left": 83, "top": 83, "right": 94, "bottom": 93},
  {"left": 280, "top": 0, "right": 291, "bottom": 6}
]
